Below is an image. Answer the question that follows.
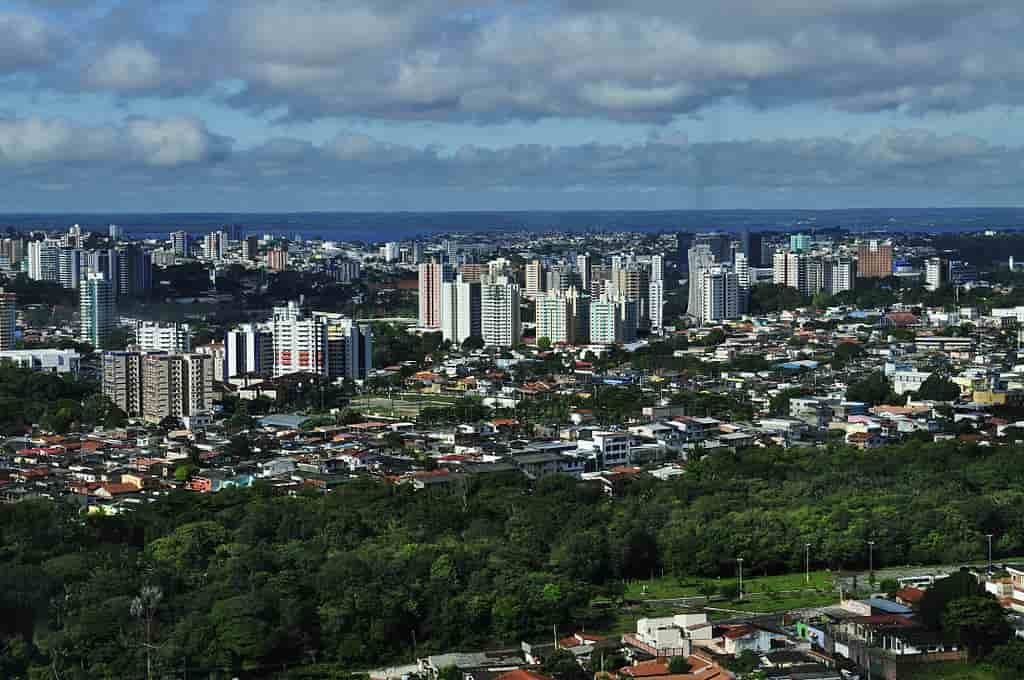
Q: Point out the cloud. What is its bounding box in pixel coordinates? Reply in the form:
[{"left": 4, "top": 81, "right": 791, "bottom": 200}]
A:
[
  {"left": 7, "top": 0, "right": 1024, "bottom": 122},
  {"left": 0, "top": 115, "right": 230, "bottom": 166},
  {"left": 0, "top": 12, "right": 61, "bottom": 73}
]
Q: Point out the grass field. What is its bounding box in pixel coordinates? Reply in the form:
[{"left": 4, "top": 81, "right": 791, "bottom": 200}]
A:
[
  {"left": 624, "top": 570, "right": 837, "bottom": 600},
  {"left": 351, "top": 392, "right": 465, "bottom": 418},
  {"left": 900, "top": 662, "right": 997, "bottom": 680}
]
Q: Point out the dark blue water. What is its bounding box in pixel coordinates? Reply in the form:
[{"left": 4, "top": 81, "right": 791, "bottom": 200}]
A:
[{"left": 0, "top": 208, "right": 1020, "bottom": 241}]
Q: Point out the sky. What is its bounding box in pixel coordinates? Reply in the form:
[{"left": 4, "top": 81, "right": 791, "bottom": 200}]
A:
[{"left": 2, "top": 0, "right": 1024, "bottom": 211}]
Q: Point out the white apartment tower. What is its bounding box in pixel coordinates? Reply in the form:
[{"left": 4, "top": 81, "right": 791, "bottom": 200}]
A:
[
  {"left": 440, "top": 276, "right": 482, "bottom": 346},
  {"left": 481, "top": 275, "right": 521, "bottom": 347}
]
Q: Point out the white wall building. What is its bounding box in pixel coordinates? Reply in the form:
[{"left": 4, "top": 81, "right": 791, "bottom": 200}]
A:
[
  {"left": 137, "top": 322, "right": 191, "bottom": 353},
  {"left": 480, "top": 275, "right": 521, "bottom": 347}
]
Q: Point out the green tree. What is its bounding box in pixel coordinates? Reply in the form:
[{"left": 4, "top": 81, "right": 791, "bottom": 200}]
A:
[
  {"left": 846, "top": 370, "right": 896, "bottom": 406},
  {"left": 667, "top": 656, "right": 691, "bottom": 674},
  {"left": 542, "top": 649, "right": 587, "bottom": 680},
  {"left": 462, "top": 335, "right": 485, "bottom": 351},
  {"left": 537, "top": 336, "right": 552, "bottom": 350},
  {"left": 918, "top": 569, "right": 984, "bottom": 629},
  {"left": 942, "top": 596, "right": 1010, "bottom": 658},
  {"left": 915, "top": 373, "right": 961, "bottom": 402},
  {"left": 989, "top": 640, "right": 1024, "bottom": 680}
]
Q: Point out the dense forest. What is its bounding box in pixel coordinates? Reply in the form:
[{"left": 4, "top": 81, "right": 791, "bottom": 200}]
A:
[{"left": 2, "top": 439, "right": 1023, "bottom": 678}]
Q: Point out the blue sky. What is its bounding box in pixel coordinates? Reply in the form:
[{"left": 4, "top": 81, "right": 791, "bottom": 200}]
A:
[{"left": 2, "top": 0, "right": 1024, "bottom": 211}]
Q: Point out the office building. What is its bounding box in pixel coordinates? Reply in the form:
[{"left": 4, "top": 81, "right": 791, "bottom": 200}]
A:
[
  {"left": 0, "top": 290, "right": 15, "bottom": 351},
  {"left": 418, "top": 260, "right": 452, "bottom": 328},
  {"left": 440, "top": 276, "right": 482, "bottom": 346},
  {"left": 142, "top": 353, "right": 214, "bottom": 424},
  {"left": 480, "top": 275, "right": 521, "bottom": 347},
  {"left": 329, "top": 258, "right": 361, "bottom": 283},
  {"left": 108, "top": 224, "right": 123, "bottom": 241},
  {"left": 857, "top": 240, "right": 893, "bottom": 278},
  {"left": 225, "top": 323, "right": 274, "bottom": 379},
  {"left": 117, "top": 246, "right": 153, "bottom": 298},
  {"left": 137, "top": 322, "right": 191, "bottom": 353},
  {"left": 80, "top": 273, "right": 115, "bottom": 349}
]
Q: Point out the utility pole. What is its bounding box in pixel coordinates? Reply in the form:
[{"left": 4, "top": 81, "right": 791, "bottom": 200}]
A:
[
  {"left": 805, "top": 543, "right": 811, "bottom": 585},
  {"left": 987, "top": 534, "right": 994, "bottom": 575},
  {"left": 867, "top": 541, "right": 876, "bottom": 585},
  {"left": 737, "top": 557, "right": 744, "bottom": 599}
]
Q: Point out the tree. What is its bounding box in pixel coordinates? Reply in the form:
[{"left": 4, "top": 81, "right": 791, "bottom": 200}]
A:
[
  {"left": 846, "top": 370, "right": 896, "bottom": 406},
  {"left": 542, "top": 649, "right": 587, "bottom": 680},
  {"left": 942, "top": 596, "right": 1010, "bottom": 658},
  {"left": 915, "top": 373, "right": 961, "bottom": 402},
  {"left": 989, "top": 640, "right": 1024, "bottom": 680},
  {"left": 770, "top": 388, "right": 808, "bottom": 416},
  {"left": 537, "top": 336, "right": 552, "bottom": 351},
  {"left": 461, "top": 335, "right": 484, "bottom": 351},
  {"left": 667, "top": 656, "right": 691, "bottom": 674},
  {"left": 918, "top": 569, "right": 983, "bottom": 629}
]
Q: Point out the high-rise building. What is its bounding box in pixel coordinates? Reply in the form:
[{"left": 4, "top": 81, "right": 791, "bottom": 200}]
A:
[
  {"left": 242, "top": 235, "right": 259, "bottom": 261},
  {"left": 536, "top": 290, "right": 571, "bottom": 345},
  {"left": 28, "top": 239, "right": 60, "bottom": 282},
  {"left": 202, "top": 232, "right": 225, "bottom": 261},
  {"left": 410, "top": 241, "right": 423, "bottom": 264},
  {"left": 0, "top": 290, "right": 15, "bottom": 351},
  {"left": 80, "top": 273, "right": 115, "bottom": 349},
  {"left": 687, "top": 244, "right": 715, "bottom": 318},
  {"left": 329, "top": 258, "right": 361, "bottom": 283},
  {"left": 773, "top": 250, "right": 788, "bottom": 285},
  {"left": 170, "top": 231, "right": 189, "bottom": 257},
  {"left": 789, "top": 233, "right": 811, "bottom": 253},
  {"left": 694, "top": 232, "right": 731, "bottom": 263},
  {"left": 272, "top": 301, "right": 323, "bottom": 376},
  {"left": 381, "top": 242, "right": 401, "bottom": 262},
  {"left": 480, "top": 275, "right": 521, "bottom": 347},
  {"left": 440, "top": 276, "right": 482, "bottom": 346},
  {"left": 418, "top": 260, "right": 452, "bottom": 328},
  {"left": 142, "top": 353, "right": 214, "bottom": 424},
  {"left": 577, "top": 253, "right": 592, "bottom": 291},
  {"left": 225, "top": 323, "right": 274, "bottom": 379},
  {"left": 267, "top": 247, "right": 289, "bottom": 272},
  {"left": 857, "top": 240, "right": 893, "bottom": 278},
  {"left": 58, "top": 249, "right": 82, "bottom": 290},
  {"left": 546, "top": 264, "right": 573, "bottom": 294},
  {"left": 589, "top": 295, "right": 637, "bottom": 344},
  {"left": 315, "top": 312, "right": 373, "bottom": 380},
  {"left": 648, "top": 279, "right": 665, "bottom": 331},
  {"left": 650, "top": 254, "right": 664, "bottom": 282},
  {"left": 108, "top": 224, "right": 123, "bottom": 241},
  {"left": 102, "top": 351, "right": 145, "bottom": 417},
  {"left": 826, "top": 257, "right": 856, "bottom": 295},
  {"left": 697, "top": 266, "right": 740, "bottom": 324},
  {"left": 925, "top": 257, "right": 948, "bottom": 292},
  {"left": 117, "top": 246, "right": 153, "bottom": 298},
  {"left": 525, "top": 259, "right": 545, "bottom": 298},
  {"left": 84, "top": 249, "right": 120, "bottom": 295},
  {"left": 137, "top": 322, "right": 191, "bottom": 353},
  {"left": 65, "top": 224, "right": 83, "bottom": 249},
  {"left": 741, "top": 230, "right": 764, "bottom": 267},
  {"left": 786, "top": 252, "right": 808, "bottom": 294}
]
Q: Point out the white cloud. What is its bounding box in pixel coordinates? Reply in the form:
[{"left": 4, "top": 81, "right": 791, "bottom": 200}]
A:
[{"left": 85, "top": 42, "right": 162, "bottom": 91}]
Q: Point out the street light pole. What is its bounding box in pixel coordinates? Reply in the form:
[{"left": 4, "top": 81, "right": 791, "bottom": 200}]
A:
[
  {"left": 868, "top": 541, "right": 876, "bottom": 585},
  {"left": 805, "top": 543, "right": 811, "bottom": 585},
  {"left": 737, "top": 557, "right": 744, "bottom": 599}
]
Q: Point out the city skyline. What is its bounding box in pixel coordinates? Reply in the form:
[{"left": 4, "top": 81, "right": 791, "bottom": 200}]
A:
[{"left": 2, "top": 1, "right": 1024, "bottom": 210}]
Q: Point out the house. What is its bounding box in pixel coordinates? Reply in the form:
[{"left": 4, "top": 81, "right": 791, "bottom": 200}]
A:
[
  {"left": 618, "top": 655, "right": 729, "bottom": 680},
  {"left": 624, "top": 612, "right": 713, "bottom": 658},
  {"left": 576, "top": 431, "right": 631, "bottom": 469},
  {"left": 846, "top": 431, "right": 883, "bottom": 450}
]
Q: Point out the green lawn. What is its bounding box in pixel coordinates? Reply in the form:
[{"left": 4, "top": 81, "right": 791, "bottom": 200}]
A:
[
  {"left": 901, "top": 662, "right": 997, "bottom": 680},
  {"left": 624, "top": 570, "right": 837, "bottom": 600}
]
